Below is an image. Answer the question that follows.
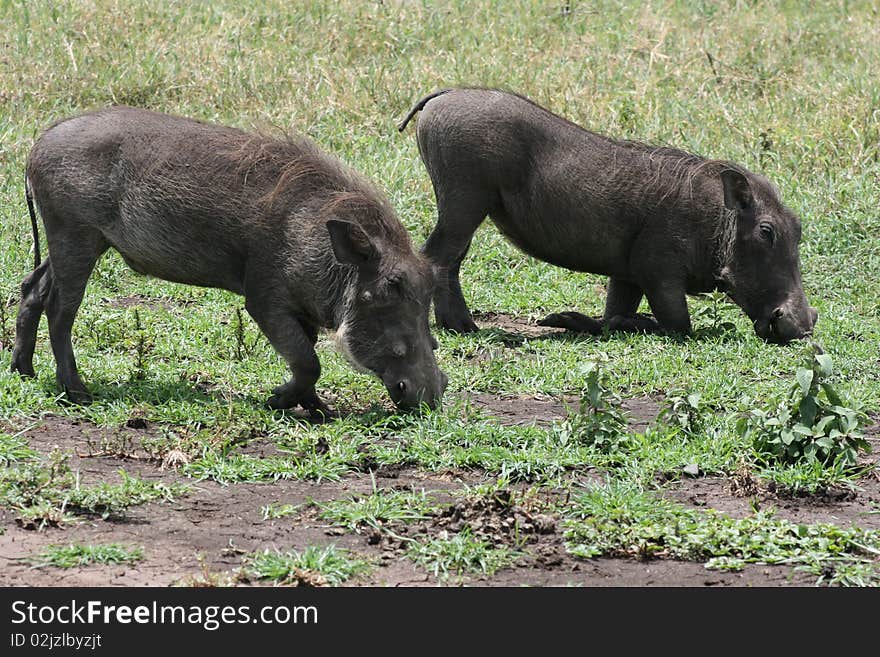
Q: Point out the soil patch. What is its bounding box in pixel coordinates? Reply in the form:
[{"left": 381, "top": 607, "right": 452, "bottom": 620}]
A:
[
  {"left": 0, "top": 415, "right": 874, "bottom": 587},
  {"left": 464, "top": 392, "right": 658, "bottom": 433},
  {"left": 102, "top": 295, "right": 188, "bottom": 312},
  {"left": 101, "top": 294, "right": 195, "bottom": 310},
  {"left": 471, "top": 311, "right": 567, "bottom": 340},
  {"left": 664, "top": 431, "right": 880, "bottom": 530},
  {"left": 0, "top": 416, "right": 472, "bottom": 587}
]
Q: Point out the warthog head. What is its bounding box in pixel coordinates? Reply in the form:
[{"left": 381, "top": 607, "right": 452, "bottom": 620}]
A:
[
  {"left": 327, "top": 218, "right": 447, "bottom": 410},
  {"left": 717, "top": 169, "right": 818, "bottom": 344}
]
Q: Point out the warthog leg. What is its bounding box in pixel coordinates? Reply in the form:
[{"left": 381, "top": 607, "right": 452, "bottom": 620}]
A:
[
  {"left": 641, "top": 278, "right": 692, "bottom": 336},
  {"left": 539, "top": 278, "right": 664, "bottom": 334},
  {"left": 244, "top": 292, "right": 332, "bottom": 419},
  {"left": 537, "top": 311, "right": 603, "bottom": 334},
  {"left": 420, "top": 190, "right": 489, "bottom": 334},
  {"left": 42, "top": 228, "right": 108, "bottom": 404},
  {"left": 606, "top": 313, "right": 661, "bottom": 333},
  {"left": 604, "top": 276, "right": 660, "bottom": 333},
  {"left": 11, "top": 259, "right": 52, "bottom": 378}
]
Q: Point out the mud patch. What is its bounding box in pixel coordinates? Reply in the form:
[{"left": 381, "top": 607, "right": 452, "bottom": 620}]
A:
[
  {"left": 464, "top": 392, "right": 574, "bottom": 427},
  {"left": 1, "top": 415, "right": 873, "bottom": 587},
  {"left": 471, "top": 311, "right": 567, "bottom": 340},
  {"left": 487, "top": 555, "right": 817, "bottom": 587},
  {"left": 340, "top": 486, "right": 817, "bottom": 587},
  {"left": 664, "top": 431, "right": 880, "bottom": 530},
  {"left": 0, "top": 417, "right": 475, "bottom": 587},
  {"left": 429, "top": 488, "right": 556, "bottom": 544},
  {"left": 464, "top": 392, "right": 659, "bottom": 433},
  {"left": 102, "top": 295, "right": 188, "bottom": 311}
]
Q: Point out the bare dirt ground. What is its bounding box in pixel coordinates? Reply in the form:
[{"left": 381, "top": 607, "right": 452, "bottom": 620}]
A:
[
  {"left": 0, "top": 415, "right": 821, "bottom": 587},
  {"left": 2, "top": 409, "right": 874, "bottom": 588},
  {"left": 1, "top": 313, "right": 876, "bottom": 587}
]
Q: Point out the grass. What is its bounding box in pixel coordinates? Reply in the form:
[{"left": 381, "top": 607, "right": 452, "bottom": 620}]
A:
[
  {"left": 0, "top": 1, "right": 878, "bottom": 585},
  {"left": 183, "top": 449, "right": 351, "bottom": 484},
  {"left": 0, "top": 428, "right": 38, "bottom": 465},
  {"left": 31, "top": 543, "right": 145, "bottom": 569},
  {"left": 261, "top": 502, "right": 302, "bottom": 520},
  {"left": 316, "top": 483, "right": 439, "bottom": 533},
  {"left": 406, "top": 527, "right": 519, "bottom": 580},
  {"left": 243, "top": 545, "right": 369, "bottom": 586},
  {"left": 564, "top": 481, "right": 880, "bottom": 586},
  {"left": 0, "top": 447, "right": 188, "bottom": 527}
]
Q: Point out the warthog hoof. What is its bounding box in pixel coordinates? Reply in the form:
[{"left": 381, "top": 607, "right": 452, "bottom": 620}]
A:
[
  {"left": 538, "top": 311, "right": 603, "bottom": 334},
  {"left": 267, "top": 385, "right": 336, "bottom": 421},
  {"left": 436, "top": 312, "right": 479, "bottom": 334},
  {"left": 61, "top": 387, "right": 93, "bottom": 406},
  {"left": 10, "top": 355, "right": 36, "bottom": 378},
  {"left": 606, "top": 313, "right": 661, "bottom": 334}
]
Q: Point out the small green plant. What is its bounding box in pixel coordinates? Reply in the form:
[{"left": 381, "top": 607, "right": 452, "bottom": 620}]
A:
[
  {"left": 738, "top": 348, "right": 869, "bottom": 467},
  {"left": 184, "top": 449, "right": 350, "bottom": 484},
  {"left": 31, "top": 543, "right": 144, "bottom": 569},
  {"left": 0, "top": 429, "right": 38, "bottom": 465},
  {"left": 232, "top": 306, "right": 257, "bottom": 361},
  {"left": 556, "top": 363, "right": 628, "bottom": 453},
  {"left": 0, "top": 294, "right": 14, "bottom": 350},
  {"left": 0, "top": 450, "right": 188, "bottom": 526},
  {"left": 14, "top": 501, "right": 76, "bottom": 528},
  {"left": 692, "top": 291, "right": 737, "bottom": 338},
  {"left": 261, "top": 503, "right": 302, "bottom": 520},
  {"left": 0, "top": 450, "right": 75, "bottom": 527},
  {"left": 759, "top": 457, "right": 859, "bottom": 495},
  {"left": 129, "top": 308, "right": 154, "bottom": 381},
  {"left": 316, "top": 479, "right": 437, "bottom": 533},
  {"left": 564, "top": 482, "right": 880, "bottom": 585},
  {"left": 243, "top": 545, "right": 369, "bottom": 586},
  {"left": 65, "top": 470, "right": 189, "bottom": 518},
  {"left": 658, "top": 390, "right": 705, "bottom": 436},
  {"left": 406, "top": 527, "right": 518, "bottom": 580}
]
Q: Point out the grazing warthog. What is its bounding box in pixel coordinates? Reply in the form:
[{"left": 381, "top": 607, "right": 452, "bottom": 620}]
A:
[
  {"left": 399, "top": 88, "right": 817, "bottom": 344},
  {"left": 13, "top": 107, "right": 447, "bottom": 414}
]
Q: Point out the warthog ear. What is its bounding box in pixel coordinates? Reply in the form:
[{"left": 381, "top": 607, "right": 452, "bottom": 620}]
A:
[
  {"left": 720, "top": 169, "right": 755, "bottom": 213},
  {"left": 327, "top": 219, "right": 379, "bottom": 268}
]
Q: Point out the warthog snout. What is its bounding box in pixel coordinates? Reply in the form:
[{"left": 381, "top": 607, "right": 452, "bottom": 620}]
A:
[
  {"left": 385, "top": 369, "right": 448, "bottom": 411},
  {"left": 758, "top": 301, "right": 818, "bottom": 344}
]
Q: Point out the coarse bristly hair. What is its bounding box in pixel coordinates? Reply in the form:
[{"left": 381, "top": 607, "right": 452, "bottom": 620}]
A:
[
  {"left": 493, "top": 87, "right": 753, "bottom": 203},
  {"left": 224, "top": 131, "right": 414, "bottom": 254}
]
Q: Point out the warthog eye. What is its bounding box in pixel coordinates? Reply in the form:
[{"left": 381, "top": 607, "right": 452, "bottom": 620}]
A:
[
  {"left": 387, "top": 278, "right": 404, "bottom": 297},
  {"left": 759, "top": 223, "right": 775, "bottom": 244},
  {"left": 360, "top": 290, "right": 373, "bottom": 303}
]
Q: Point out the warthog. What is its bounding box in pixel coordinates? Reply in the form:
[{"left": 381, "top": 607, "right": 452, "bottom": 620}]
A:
[
  {"left": 13, "top": 107, "right": 447, "bottom": 414},
  {"left": 399, "top": 88, "right": 817, "bottom": 343}
]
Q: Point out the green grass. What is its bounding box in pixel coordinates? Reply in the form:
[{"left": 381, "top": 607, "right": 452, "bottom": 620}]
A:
[
  {"left": 183, "top": 449, "right": 351, "bottom": 484},
  {"left": 243, "top": 545, "right": 369, "bottom": 586},
  {"left": 406, "top": 527, "right": 519, "bottom": 580},
  {"left": 0, "top": 428, "right": 38, "bottom": 465},
  {"left": 64, "top": 470, "right": 189, "bottom": 518},
  {"left": 0, "top": 447, "right": 188, "bottom": 526},
  {"left": 564, "top": 481, "right": 880, "bottom": 586},
  {"left": 31, "top": 543, "right": 145, "bottom": 569},
  {"left": 1, "top": 1, "right": 878, "bottom": 585},
  {"left": 316, "top": 483, "right": 439, "bottom": 533},
  {"left": 261, "top": 502, "right": 302, "bottom": 520}
]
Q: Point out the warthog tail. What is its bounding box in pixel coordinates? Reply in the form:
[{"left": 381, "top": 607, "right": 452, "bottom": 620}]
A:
[
  {"left": 25, "top": 175, "right": 40, "bottom": 269},
  {"left": 397, "top": 89, "right": 452, "bottom": 132}
]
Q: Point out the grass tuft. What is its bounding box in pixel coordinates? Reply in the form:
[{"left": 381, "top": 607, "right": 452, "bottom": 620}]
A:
[
  {"left": 243, "top": 545, "right": 369, "bottom": 586},
  {"left": 31, "top": 543, "right": 144, "bottom": 569}
]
